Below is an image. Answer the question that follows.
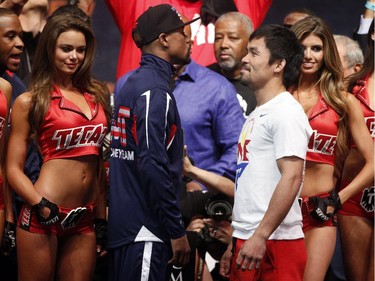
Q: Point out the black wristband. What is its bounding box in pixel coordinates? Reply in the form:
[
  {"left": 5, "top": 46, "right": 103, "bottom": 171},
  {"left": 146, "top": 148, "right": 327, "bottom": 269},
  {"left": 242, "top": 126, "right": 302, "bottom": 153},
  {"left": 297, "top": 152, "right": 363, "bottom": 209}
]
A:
[
  {"left": 95, "top": 218, "right": 108, "bottom": 237},
  {"left": 33, "top": 197, "right": 49, "bottom": 210},
  {"left": 330, "top": 192, "right": 342, "bottom": 211},
  {"left": 2, "top": 221, "right": 16, "bottom": 255},
  {"left": 95, "top": 218, "right": 108, "bottom": 253}
]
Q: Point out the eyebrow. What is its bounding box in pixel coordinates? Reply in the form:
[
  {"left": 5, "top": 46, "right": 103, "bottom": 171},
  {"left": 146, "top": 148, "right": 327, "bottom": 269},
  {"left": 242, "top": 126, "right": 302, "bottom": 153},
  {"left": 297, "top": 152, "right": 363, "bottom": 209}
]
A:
[{"left": 58, "top": 44, "right": 86, "bottom": 48}]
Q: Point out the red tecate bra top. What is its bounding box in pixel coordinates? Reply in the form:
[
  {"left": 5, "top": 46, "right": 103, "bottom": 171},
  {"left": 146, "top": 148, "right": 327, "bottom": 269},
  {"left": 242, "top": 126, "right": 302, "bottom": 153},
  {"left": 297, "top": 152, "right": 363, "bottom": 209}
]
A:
[
  {"left": 0, "top": 89, "right": 7, "bottom": 140},
  {"left": 306, "top": 95, "right": 339, "bottom": 166},
  {"left": 38, "top": 86, "right": 108, "bottom": 162},
  {"left": 352, "top": 77, "right": 375, "bottom": 143}
]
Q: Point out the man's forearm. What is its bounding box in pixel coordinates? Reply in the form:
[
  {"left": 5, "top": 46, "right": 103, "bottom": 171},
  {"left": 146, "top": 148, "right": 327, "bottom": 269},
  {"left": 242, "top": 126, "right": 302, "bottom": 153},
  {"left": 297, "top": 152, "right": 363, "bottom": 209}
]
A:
[
  {"left": 186, "top": 165, "right": 234, "bottom": 197},
  {"left": 253, "top": 158, "right": 304, "bottom": 240}
]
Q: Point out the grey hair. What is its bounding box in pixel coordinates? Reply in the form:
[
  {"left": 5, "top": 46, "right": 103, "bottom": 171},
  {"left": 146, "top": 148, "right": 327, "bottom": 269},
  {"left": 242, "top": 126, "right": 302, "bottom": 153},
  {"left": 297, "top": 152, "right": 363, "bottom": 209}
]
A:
[
  {"left": 215, "top": 12, "right": 254, "bottom": 35},
  {"left": 334, "top": 34, "right": 364, "bottom": 68}
]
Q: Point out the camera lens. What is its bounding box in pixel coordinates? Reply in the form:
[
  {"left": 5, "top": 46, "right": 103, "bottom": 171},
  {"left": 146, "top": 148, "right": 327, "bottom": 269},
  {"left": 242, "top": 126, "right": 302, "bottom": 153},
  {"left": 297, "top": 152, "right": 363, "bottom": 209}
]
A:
[{"left": 206, "top": 200, "right": 232, "bottom": 220}]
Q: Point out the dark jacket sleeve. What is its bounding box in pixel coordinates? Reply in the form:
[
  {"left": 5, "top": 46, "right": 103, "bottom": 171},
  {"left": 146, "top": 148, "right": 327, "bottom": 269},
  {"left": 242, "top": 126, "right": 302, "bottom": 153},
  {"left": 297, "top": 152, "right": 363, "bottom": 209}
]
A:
[{"left": 134, "top": 88, "right": 186, "bottom": 239}]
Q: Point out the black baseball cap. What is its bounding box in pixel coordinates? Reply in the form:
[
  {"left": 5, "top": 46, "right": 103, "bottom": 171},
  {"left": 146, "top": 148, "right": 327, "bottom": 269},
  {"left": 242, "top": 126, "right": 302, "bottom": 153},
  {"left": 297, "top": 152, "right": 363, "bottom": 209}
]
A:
[{"left": 132, "top": 4, "right": 200, "bottom": 48}]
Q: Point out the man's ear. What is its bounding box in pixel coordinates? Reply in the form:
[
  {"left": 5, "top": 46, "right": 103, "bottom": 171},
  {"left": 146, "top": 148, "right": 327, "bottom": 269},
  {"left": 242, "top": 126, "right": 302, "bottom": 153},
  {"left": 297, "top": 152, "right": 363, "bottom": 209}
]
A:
[
  {"left": 274, "top": 59, "right": 286, "bottom": 74},
  {"left": 159, "top": 33, "right": 169, "bottom": 48},
  {"left": 353, "top": 63, "right": 362, "bottom": 73}
]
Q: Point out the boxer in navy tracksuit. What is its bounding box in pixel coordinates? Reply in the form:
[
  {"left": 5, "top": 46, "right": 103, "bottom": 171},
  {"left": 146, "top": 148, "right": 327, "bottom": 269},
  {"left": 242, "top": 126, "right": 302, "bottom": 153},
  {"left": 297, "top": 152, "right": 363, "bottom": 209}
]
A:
[{"left": 108, "top": 4, "right": 198, "bottom": 281}]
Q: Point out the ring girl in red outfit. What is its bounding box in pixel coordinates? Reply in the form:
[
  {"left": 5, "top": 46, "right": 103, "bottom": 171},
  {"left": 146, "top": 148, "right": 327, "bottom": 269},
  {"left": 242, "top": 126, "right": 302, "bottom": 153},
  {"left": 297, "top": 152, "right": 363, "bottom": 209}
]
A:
[
  {"left": 338, "top": 20, "right": 374, "bottom": 281},
  {"left": 6, "top": 15, "right": 110, "bottom": 281},
  {"left": 291, "top": 17, "right": 374, "bottom": 281},
  {"left": 0, "top": 76, "right": 12, "bottom": 246}
]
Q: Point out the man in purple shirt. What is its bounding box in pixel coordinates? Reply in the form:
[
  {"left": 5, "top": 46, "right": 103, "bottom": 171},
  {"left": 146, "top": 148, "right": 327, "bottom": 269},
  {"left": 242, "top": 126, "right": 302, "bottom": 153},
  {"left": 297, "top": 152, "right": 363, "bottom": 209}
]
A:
[{"left": 173, "top": 60, "right": 244, "bottom": 182}]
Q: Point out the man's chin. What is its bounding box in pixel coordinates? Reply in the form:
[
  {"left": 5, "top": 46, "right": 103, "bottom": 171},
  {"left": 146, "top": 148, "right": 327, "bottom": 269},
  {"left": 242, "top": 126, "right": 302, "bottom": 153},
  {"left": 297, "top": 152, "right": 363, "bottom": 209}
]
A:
[
  {"left": 219, "top": 63, "right": 235, "bottom": 73},
  {"left": 239, "top": 76, "right": 250, "bottom": 87},
  {"left": 178, "top": 57, "right": 191, "bottom": 66}
]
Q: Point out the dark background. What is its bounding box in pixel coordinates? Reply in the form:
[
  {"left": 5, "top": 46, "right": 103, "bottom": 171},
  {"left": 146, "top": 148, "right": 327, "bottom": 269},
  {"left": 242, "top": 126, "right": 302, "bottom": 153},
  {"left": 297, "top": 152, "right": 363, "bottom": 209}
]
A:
[{"left": 91, "top": 0, "right": 364, "bottom": 85}]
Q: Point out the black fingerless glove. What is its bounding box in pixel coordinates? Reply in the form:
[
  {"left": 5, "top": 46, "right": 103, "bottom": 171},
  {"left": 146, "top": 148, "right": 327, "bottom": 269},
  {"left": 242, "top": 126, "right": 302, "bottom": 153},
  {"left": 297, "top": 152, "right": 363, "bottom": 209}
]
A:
[
  {"left": 309, "top": 192, "right": 342, "bottom": 223},
  {"left": 2, "top": 221, "right": 16, "bottom": 256},
  {"left": 95, "top": 218, "right": 107, "bottom": 253},
  {"left": 33, "top": 197, "right": 60, "bottom": 225},
  {"left": 308, "top": 196, "right": 332, "bottom": 222}
]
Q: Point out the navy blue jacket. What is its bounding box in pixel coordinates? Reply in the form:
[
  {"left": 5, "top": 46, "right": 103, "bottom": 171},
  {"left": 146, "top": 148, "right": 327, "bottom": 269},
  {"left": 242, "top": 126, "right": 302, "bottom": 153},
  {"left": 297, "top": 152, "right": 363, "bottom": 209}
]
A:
[{"left": 108, "top": 54, "right": 185, "bottom": 248}]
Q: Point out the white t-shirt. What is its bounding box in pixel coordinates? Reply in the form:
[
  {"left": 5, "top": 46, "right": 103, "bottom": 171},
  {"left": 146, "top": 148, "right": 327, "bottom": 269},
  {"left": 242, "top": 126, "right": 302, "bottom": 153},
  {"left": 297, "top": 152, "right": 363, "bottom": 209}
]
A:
[{"left": 232, "top": 92, "right": 312, "bottom": 240}]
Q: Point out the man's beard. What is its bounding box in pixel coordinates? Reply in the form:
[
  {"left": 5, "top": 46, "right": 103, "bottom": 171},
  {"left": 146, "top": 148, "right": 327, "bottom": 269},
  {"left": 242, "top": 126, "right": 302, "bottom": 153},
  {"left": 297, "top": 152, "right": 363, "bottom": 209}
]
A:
[
  {"left": 176, "top": 46, "right": 192, "bottom": 66},
  {"left": 239, "top": 74, "right": 256, "bottom": 90},
  {"left": 218, "top": 59, "right": 235, "bottom": 72}
]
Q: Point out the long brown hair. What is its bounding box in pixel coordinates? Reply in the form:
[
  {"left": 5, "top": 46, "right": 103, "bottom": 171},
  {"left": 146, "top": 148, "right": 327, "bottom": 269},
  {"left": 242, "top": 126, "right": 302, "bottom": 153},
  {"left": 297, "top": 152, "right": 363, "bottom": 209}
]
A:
[
  {"left": 28, "top": 15, "right": 111, "bottom": 140},
  {"left": 291, "top": 16, "right": 350, "bottom": 157}
]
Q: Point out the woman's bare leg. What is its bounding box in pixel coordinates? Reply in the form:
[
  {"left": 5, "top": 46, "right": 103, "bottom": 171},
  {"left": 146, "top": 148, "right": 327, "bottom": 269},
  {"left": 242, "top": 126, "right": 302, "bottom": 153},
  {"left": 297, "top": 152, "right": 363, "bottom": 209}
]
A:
[
  {"left": 303, "top": 227, "right": 336, "bottom": 281},
  {"left": 56, "top": 232, "right": 96, "bottom": 281},
  {"left": 338, "top": 215, "right": 373, "bottom": 281},
  {"left": 17, "top": 227, "right": 58, "bottom": 281}
]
